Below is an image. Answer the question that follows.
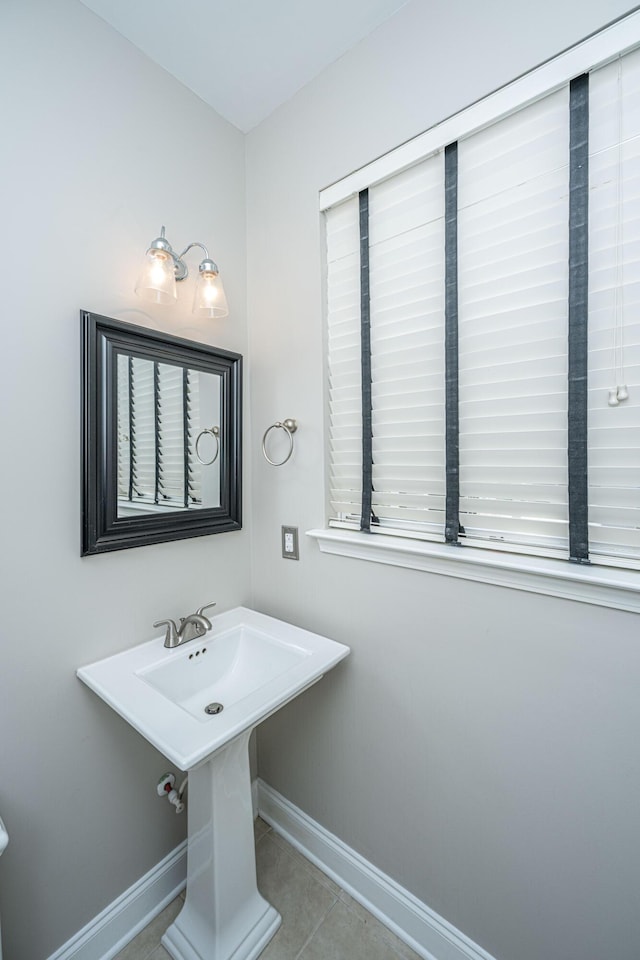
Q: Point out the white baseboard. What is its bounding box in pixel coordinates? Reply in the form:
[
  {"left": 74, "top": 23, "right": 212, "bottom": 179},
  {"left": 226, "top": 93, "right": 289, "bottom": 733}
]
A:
[
  {"left": 47, "top": 841, "right": 187, "bottom": 960},
  {"left": 47, "top": 782, "right": 494, "bottom": 960},
  {"left": 257, "top": 780, "right": 496, "bottom": 960}
]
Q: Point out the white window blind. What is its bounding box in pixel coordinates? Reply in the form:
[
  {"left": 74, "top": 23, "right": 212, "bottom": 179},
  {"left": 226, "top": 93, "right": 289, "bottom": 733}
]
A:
[
  {"left": 369, "top": 155, "right": 446, "bottom": 537},
  {"left": 588, "top": 49, "right": 640, "bottom": 565},
  {"left": 457, "top": 88, "right": 570, "bottom": 556},
  {"left": 323, "top": 19, "right": 640, "bottom": 573}
]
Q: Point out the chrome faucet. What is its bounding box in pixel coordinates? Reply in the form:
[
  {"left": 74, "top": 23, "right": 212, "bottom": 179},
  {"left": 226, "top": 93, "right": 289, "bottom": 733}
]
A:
[{"left": 154, "top": 602, "right": 216, "bottom": 648}]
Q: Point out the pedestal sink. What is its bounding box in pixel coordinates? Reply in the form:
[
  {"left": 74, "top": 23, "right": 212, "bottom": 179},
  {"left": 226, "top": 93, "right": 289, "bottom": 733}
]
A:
[{"left": 77, "top": 607, "right": 349, "bottom": 960}]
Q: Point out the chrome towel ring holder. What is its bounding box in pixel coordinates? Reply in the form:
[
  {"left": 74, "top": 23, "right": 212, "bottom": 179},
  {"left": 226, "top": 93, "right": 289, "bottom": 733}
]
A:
[
  {"left": 262, "top": 418, "right": 298, "bottom": 466},
  {"left": 195, "top": 425, "right": 220, "bottom": 465}
]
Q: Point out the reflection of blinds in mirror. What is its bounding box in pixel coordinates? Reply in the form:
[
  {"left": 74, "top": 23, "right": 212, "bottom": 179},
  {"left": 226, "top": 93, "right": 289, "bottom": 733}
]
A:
[
  {"left": 117, "top": 354, "right": 131, "bottom": 500},
  {"left": 117, "top": 357, "right": 202, "bottom": 508},
  {"left": 187, "top": 370, "right": 203, "bottom": 504},
  {"left": 131, "top": 358, "right": 156, "bottom": 502},
  {"left": 157, "top": 363, "right": 186, "bottom": 506}
]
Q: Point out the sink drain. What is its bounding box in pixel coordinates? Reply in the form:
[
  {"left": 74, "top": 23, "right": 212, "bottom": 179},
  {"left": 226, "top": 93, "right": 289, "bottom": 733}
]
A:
[{"left": 204, "top": 702, "right": 224, "bottom": 716}]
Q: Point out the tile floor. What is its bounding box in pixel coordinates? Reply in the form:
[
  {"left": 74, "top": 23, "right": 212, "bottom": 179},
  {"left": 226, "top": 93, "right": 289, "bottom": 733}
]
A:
[{"left": 114, "top": 817, "right": 421, "bottom": 960}]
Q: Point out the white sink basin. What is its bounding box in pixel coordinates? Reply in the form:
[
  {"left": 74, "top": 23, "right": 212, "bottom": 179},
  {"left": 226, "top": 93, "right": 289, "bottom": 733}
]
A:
[
  {"left": 77, "top": 606, "right": 349, "bottom": 770},
  {"left": 138, "top": 623, "right": 310, "bottom": 723}
]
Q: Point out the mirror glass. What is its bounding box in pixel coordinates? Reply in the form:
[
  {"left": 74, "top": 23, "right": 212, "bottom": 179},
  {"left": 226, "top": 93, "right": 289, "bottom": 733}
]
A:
[
  {"left": 115, "top": 355, "right": 221, "bottom": 516},
  {"left": 82, "top": 311, "right": 242, "bottom": 555}
]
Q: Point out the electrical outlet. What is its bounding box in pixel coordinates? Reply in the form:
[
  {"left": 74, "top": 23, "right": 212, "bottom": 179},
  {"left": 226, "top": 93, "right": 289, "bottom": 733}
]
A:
[{"left": 281, "top": 525, "right": 299, "bottom": 560}]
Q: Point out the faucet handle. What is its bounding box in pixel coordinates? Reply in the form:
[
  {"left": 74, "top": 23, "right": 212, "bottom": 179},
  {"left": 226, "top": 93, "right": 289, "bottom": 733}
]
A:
[
  {"left": 196, "top": 601, "right": 217, "bottom": 617},
  {"left": 153, "top": 618, "right": 180, "bottom": 648}
]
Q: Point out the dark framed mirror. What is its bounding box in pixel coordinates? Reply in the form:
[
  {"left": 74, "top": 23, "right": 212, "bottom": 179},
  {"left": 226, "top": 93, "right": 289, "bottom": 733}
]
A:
[{"left": 82, "top": 310, "right": 242, "bottom": 555}]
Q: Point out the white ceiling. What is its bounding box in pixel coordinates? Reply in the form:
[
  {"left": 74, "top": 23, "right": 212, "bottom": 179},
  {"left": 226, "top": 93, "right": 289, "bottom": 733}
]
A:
[{"left": 79, "top": 0, "right": 409, "bottom": 132}]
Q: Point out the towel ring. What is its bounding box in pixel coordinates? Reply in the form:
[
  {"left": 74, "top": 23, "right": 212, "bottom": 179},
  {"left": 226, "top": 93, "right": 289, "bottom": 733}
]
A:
[
  {"left": 195, "top": 425, "right": 220, "bottom": 466},
  {"left": 262, "top": 418, "right": 298, "bottom": 466}
]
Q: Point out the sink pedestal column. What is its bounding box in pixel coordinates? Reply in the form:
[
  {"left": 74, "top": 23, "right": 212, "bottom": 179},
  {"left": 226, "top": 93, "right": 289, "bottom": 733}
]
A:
[{"left": 162, "top": 729, "right": 281, "bottom": 960}]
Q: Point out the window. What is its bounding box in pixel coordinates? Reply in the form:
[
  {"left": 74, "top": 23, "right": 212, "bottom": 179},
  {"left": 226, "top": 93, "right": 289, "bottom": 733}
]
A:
[{"left": 322, "top": 14, "right": 640, "bottom": 574}]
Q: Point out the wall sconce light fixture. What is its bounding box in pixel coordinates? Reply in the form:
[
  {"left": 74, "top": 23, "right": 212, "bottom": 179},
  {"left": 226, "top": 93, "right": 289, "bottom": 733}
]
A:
[{"left": 135, "top": 226, "right": 229, "bottom": 318}]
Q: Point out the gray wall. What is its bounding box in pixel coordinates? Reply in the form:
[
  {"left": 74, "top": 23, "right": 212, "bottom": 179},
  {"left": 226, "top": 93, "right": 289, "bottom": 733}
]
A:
[
  {"left": 0, "top": 2, "right": 249, "bottom": 958},
  {"left": 246, "top": 3, "right": 640, "bottom": 960},
  {"left": 3, "top": 2, "right": 640, "bottom": 959}
]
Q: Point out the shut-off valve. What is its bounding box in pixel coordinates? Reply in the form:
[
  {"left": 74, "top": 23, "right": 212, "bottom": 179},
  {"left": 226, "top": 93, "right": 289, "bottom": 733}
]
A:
[{"left": 157, "top": 772, "right": 186, "bottom": 814}]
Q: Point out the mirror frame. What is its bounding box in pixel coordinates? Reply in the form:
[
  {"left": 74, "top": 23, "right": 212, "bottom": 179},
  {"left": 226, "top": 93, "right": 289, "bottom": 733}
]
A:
[{"left": 81, "top": 310, "right": 242, "bottom": 555}]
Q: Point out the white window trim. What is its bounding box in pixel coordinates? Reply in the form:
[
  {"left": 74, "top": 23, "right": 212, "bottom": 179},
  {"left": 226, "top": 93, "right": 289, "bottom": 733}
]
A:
[
  {"left": 307, "top": 528, "right": 640, "bottom": 614},
  {"left": 319, "top": 10, "right": 640, "bottom": 210}
]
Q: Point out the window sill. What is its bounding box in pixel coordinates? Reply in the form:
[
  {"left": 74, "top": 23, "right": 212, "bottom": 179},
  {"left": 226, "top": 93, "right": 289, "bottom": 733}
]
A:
[{"left": 306, "top": 528, "right": 640, "bottom": 614}]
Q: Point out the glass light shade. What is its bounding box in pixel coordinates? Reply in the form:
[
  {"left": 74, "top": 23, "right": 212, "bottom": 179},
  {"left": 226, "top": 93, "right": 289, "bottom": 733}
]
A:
[
  {"left": 135, "top": 250, "right": 177, "bottom": 304},
  {"left": 193, "top": 271, "right": 229, "bottom": 318}
]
